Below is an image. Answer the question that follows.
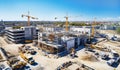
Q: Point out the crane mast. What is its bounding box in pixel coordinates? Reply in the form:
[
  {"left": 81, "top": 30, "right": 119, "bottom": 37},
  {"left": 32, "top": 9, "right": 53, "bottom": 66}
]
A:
[
  {"left": 91, "top": 17, "right": 96, "bottom": 37},
  {"left": 28, "top": 11, "right": 30, "bottom": 26},
  {"left": 65, "top": 16, "right": 68, "bottom": 32},
  {"left": 55, "top": 13, "right": 79, "bottom": 32}
]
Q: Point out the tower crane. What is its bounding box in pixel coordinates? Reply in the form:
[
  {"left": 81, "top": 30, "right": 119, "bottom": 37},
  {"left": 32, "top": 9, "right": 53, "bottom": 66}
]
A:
[
  {"left": 91, "top": 17, "right": 96, "bottom": 37},
  {"left": 21, "top": 11, "right": 38, "bottom": 26},
  {"left": 89, "top": 17, "right": 98, "bottom": 49},
  {"left": 55, "top": 13, "right": 79, "bottom": 32}
]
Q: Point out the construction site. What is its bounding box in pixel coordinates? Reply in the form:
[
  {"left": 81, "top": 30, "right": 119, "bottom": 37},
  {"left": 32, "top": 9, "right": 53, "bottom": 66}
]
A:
[{"left": 0, "top": 11, "right": 120, "bottom": 70}]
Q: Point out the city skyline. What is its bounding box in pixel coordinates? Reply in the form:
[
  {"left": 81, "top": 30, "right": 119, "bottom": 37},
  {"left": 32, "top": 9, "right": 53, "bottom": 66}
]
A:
[{"left": 0, "top": 0, "right": 120, "bottom": 21}]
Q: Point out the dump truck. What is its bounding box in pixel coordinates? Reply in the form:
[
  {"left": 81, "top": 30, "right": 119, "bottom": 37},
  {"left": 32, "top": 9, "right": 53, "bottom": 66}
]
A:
[{"left": 20, "top": 52, "right": 35, "bottom": 65}]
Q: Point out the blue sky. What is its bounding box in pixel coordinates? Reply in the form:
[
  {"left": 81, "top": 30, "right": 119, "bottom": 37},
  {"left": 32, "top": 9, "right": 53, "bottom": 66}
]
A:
[{"left": 0, "top": 0, "right": 120, "bottom": 21}]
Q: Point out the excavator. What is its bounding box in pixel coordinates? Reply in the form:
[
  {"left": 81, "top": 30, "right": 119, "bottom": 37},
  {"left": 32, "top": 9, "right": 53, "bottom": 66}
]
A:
[
  {"left": 19, "top": 52, "right": 35, "bottom": 65},
  {"left": 7, "top": 57, "right": 26, "bottom": 70}
]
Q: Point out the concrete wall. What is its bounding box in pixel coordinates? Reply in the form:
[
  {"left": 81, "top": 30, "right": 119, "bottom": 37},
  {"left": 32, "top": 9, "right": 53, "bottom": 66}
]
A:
[
  {"left": 75, "top": 37, "right": 80, "bottom": 47},
  {"left": 70, "top": 27, "right": 91, "bottom": 36},
  {"left": 25, "top": 26, "right": 36, "bottom": 40},
  {"left": 66, "top": 39, "right": 75, "bottom": 50},
  {"left": 38, "top": 32, "right": 43, "bottom": 42}
]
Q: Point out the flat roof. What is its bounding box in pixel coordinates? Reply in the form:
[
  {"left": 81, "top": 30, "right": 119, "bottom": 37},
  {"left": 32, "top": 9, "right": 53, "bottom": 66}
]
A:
[
  {"left": 7, "top": 37, "right": 24, "bottom": 42},
  {"left": 7, "top": 29, "right": 24, "bottom": 32},
  {"left": 61, "top": 36, "right": 75, "bottom": 41}
]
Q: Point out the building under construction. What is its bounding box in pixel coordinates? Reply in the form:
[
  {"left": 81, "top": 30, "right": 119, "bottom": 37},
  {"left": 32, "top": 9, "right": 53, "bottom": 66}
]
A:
[
  {"left": 5, "top": 26, "right": 39, "bottom": 43},
  {"left": 37, "top": 26, "right": 91, "bottom": 54}
]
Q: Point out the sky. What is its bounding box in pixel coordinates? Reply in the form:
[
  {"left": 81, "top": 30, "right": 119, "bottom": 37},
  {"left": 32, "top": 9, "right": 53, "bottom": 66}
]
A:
[{"left": 0, "top": 0, "right": 120, "bottom": 21}]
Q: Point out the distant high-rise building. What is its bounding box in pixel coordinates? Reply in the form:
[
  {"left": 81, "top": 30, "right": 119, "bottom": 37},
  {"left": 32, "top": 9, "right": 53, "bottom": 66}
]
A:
[{"left": 0, "top": 19, "right": 5, "bottom": 33}]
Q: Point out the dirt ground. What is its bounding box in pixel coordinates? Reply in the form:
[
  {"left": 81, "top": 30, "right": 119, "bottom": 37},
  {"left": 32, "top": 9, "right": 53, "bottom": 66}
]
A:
[
  {"left": 97, "top": 40, "right": 120, "bottom": 55},
  {"left": 0, "top": 37, "right": 22, "bottom": 55},
  {"left": 29, "top": 44, "right": 120, "bottom": 70},
  {"left": 0, "top": 36, "right": 120, "bottom": 70}
]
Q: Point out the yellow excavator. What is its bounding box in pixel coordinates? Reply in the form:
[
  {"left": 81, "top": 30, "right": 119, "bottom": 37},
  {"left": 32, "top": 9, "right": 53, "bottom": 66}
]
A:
[
  {"left": 7, "top": 58, "right": 26, "bottom": 70},
  {"left": 19, "top": 52, "right": 35, "bottom": 65}
]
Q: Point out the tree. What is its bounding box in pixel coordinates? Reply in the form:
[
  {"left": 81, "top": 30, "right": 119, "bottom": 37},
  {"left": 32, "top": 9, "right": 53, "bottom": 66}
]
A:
[
  {"left": 116, "top": 27, "right": 120, "bottom": 34},
  {"left": 12, "top": 26, "right": 21, "bottom": 29}
]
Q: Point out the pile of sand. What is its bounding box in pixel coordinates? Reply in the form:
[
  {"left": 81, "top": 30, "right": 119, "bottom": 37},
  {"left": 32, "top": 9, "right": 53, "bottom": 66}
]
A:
[{"left": 81, "top": 54, "right": 98, "bottom": 62}]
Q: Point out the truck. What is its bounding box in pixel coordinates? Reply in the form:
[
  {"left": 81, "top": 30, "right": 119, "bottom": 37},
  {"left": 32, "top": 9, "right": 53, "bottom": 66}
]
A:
[{"left": 20, "top": 52, "right": 35, "bottom": 65}]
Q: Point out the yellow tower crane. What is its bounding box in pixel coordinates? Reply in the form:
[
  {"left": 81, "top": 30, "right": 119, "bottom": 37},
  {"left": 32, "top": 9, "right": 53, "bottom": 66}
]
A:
[
  {"left": 55, "top": 13, "right": 79, "bottom": 32},
  {"left": 91, "top": 17, "right": 96, "bottom": 37},
  {"left": 90, "top": 17, "right": 98, "bottom": 49},
  {"left": 22, "top": 11, "right": 38, "bottom": 26}
]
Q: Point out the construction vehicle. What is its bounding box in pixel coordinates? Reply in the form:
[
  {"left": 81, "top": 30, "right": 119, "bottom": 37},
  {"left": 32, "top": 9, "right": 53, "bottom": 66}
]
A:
[
  {"left": 26, "top": 48, "right": 36, "bottom": 55},
  {"left": 19, "top": 45, "right": 36, "bottom": 55},
  {"left": 22, "top": 11, "right": 38, "bottom": 26},
  {"left": 19, "top": 52, "right": 35, "bottom": 65},
  {"left": 10, "top": 61, "right": 26, "bottom": 70},
  {"left": 111, "top": 35, "right": 118, "bottom": 41},
  {"left": 7, "top": 57, "right": 26, "bottom": 70},
  {"left": 100, "top": 52, "right": 109, "bottom": 60}
]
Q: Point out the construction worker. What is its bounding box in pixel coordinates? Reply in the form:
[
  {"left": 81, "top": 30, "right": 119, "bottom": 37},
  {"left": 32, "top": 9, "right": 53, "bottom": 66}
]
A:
[{"left": 70, "top": 48, "right": 76, "bottom": 58}]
